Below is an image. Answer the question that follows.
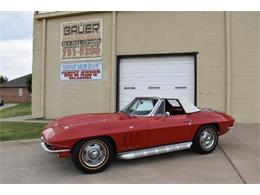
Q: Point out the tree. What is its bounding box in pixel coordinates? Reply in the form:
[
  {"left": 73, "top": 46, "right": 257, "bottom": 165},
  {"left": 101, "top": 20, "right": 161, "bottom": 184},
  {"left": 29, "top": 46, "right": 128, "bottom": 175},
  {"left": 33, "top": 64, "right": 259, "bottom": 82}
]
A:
[
  {"left": 26, "top": 74, "right": 32, "bottom": 93},
  {"left": 0, "top": 75, "right": 8, "bottom": 84}
]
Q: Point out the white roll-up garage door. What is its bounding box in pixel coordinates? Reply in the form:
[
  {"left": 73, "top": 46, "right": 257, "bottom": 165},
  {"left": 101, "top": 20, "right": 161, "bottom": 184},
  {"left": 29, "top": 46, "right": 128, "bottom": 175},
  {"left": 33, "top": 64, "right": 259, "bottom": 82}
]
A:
[{"left": 118, "top": 55, "right": 195, "bottom": 110}]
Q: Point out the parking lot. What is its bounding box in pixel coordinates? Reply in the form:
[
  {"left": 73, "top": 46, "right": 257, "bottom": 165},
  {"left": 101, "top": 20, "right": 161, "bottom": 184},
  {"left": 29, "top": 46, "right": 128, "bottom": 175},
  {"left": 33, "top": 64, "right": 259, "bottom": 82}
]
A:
[{"left": 0, "top": 123, "right": 259, "bottom": 183}]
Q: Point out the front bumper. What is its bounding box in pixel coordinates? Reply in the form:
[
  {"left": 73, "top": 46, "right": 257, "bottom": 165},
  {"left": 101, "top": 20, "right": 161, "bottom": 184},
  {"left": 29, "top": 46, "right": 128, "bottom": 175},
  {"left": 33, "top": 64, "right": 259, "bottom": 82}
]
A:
[
  {"left": 40, "top": 137, "right": 70, "bottom": 153},
  {"left": 227, "top": 125, "right": 236, "bottom": 130}
]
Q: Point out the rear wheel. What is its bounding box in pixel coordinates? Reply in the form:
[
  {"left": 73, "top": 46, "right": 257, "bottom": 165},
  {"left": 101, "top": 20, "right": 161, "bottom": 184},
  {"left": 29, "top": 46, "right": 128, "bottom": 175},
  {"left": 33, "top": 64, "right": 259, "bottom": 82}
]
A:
[
  {"left": 72, "top": 138, "right": 113, "bottom": 174},
  {"left": 193, "top": 125, "right": 218, "bottom": 154}
]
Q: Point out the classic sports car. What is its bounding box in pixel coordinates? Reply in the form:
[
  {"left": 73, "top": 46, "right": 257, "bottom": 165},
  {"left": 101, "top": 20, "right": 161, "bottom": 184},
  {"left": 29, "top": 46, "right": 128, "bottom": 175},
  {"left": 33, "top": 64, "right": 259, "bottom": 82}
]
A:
[{"left": 41, "top": 97, "right": 235, "bottom": 173}]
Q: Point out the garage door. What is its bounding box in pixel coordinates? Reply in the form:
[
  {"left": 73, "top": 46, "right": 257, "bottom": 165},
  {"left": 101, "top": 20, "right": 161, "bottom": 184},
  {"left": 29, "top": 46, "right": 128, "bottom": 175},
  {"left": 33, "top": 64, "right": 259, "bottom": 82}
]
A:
[{"left": 118, "top": 55, "right": 195, "bottom": 110}]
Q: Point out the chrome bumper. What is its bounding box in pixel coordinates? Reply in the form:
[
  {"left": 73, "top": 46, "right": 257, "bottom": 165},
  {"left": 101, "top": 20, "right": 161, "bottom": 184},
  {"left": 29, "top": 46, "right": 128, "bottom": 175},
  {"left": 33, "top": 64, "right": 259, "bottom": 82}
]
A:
[
  {"left": 40, "top": 137, "right": 70, "bottom": 153},
  {"left": 227, "top": 125, "right": 236, "bottom": 130}
]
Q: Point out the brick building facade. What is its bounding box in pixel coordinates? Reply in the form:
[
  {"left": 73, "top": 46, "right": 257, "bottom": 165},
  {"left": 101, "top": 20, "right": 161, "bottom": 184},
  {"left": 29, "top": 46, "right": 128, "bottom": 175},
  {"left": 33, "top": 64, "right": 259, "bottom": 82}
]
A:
[{"left": 0, "top": 74, "right": 31, "bottom": 103}]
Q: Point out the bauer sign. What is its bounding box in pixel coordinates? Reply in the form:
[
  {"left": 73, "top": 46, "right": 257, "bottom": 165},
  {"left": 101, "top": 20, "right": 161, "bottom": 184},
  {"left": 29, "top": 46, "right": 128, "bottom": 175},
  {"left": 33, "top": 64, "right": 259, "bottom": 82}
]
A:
[{"left": 61, "top": 19, "right": 102, "bottom": 61}]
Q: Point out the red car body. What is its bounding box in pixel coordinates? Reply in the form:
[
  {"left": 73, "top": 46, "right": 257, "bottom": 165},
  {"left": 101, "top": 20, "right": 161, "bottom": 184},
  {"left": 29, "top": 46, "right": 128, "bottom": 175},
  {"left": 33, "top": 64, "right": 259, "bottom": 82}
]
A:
[{"left": 41, "top": 97, "right": 234, "bottom": 159}]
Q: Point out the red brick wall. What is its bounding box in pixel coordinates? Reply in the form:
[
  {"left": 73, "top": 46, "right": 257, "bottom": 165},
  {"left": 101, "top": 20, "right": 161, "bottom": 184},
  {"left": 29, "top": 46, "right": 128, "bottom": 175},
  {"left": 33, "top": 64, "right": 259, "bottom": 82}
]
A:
[{"left": 0, "top": 87, "right": 31, "bottom": 103}]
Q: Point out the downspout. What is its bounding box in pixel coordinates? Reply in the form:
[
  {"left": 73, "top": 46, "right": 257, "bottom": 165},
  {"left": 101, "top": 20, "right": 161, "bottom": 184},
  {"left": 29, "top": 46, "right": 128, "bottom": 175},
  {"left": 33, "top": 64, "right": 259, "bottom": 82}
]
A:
[
  {"left": 111, "top": 11, "right": 117, "bottom": 112},
  {"left": 225, "top": 12, "right": 231, "bottom": 114},
  {"left": 41, "top": 18, "right": 47, "bottom": 118}
]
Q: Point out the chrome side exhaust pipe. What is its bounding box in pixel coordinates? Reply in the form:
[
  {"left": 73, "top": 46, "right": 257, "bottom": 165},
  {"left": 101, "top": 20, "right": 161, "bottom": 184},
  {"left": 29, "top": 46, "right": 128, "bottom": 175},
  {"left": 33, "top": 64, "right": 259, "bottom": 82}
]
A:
[{"left": 117, "top": 141, "right": 192, "bottom": 160}]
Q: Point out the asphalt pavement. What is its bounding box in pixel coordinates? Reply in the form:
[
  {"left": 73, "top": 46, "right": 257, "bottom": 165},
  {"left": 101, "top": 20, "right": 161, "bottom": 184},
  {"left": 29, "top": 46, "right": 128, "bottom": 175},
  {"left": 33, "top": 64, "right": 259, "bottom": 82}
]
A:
[{"left": 0, "top": 123, "right": 259, "bottom": 183}]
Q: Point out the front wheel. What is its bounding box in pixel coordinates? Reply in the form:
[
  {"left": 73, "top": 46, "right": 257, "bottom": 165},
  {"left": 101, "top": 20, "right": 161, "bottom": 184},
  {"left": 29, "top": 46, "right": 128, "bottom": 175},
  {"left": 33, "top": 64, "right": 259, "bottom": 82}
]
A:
[
  {"left": 72, "top": 138, "right": 113, "bottom": 174},
  {"left": 192, "top": 125, "right": 218, "bottom": 154}
]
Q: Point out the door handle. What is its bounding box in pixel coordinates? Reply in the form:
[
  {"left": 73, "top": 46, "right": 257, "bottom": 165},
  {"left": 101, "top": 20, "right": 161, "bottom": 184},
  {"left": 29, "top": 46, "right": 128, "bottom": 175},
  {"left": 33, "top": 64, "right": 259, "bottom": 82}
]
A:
[
  {"left": 184, "top": 119, "right": 192, "bottom": 125},
  {"left": 128, "top": 125, "right": 134, "bottom": 129}
]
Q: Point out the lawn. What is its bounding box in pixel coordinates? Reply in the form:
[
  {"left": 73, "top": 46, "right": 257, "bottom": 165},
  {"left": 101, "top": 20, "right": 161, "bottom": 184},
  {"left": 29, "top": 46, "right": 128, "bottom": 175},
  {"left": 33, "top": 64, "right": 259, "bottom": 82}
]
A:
[
  {"left": 0, "top": 103, "right": 31, "bottom": 118},
  {"left": 0, "top": 122, "right": 46, "bottom": 141}
]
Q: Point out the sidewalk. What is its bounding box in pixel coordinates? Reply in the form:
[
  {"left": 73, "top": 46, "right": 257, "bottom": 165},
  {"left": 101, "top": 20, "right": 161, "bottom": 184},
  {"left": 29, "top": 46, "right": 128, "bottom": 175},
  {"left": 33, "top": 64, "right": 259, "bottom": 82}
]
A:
[
  {"left": 0, "top": 104, "right": 18, "bottom": 111},
  {"left": 0, "top": 115, "right": 52, "bottom": 123}
]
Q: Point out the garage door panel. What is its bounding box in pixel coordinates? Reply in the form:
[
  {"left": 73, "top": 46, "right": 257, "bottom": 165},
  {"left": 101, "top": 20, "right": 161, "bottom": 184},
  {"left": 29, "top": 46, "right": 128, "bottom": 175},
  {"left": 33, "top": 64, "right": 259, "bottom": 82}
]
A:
[
  {"left": 120, "top": 75, "right": 194, "bottom": 83},
  {"left": 120, "top": 91, "right": 194, "bottom": 99},
  {"left": 119, "top": 56, "right": 195, "bottom": 109},
  {"left": 121, "top": 64, "right": 194, "bottom": 70},
  {"left": 120, "top": 78, "right": 194, "bottom": 85},
  {"left": 120, "top": 83, "right": 194, "bottom": 87},
  {"left": 119, "top": 89, "right": 194, "bottom": 96},
  {"left": 120, "top": 85, "right": 194, "bottom": 90},
  {"left": 120, "top": 57, "right": 193, "bottom": 64},
  {"left": 121, "top": 65, "right": 194, "bottom": 73},
  {"left": 120, "top": 73, "right": 194, "bottom": 78},
  {"left": 121, "top": 60, "right": 193, "bottom": 68}
]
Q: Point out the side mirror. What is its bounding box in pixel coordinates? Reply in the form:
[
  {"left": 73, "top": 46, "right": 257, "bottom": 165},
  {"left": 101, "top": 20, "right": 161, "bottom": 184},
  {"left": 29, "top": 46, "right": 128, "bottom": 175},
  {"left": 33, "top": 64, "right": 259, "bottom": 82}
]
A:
[{"left": 165, "top": 111, "right": 170, "bottom": 117}]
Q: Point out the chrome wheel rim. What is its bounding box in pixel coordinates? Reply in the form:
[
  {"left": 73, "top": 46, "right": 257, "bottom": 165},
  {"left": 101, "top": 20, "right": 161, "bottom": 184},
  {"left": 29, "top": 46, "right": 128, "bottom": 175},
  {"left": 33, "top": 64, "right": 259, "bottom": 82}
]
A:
[
  {"left": 81, "top": 141, "right": 107, "bottom": 167},
  {"left": 199, "top": 128, "right": 216, "bottom": 150}
]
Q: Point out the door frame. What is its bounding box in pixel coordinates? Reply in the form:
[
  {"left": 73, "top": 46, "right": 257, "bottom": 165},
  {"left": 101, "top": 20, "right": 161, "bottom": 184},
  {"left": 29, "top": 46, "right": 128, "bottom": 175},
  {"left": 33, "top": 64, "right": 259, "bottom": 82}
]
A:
[{"left": 116, "top": 52, "right": 198, "bottom": 111}]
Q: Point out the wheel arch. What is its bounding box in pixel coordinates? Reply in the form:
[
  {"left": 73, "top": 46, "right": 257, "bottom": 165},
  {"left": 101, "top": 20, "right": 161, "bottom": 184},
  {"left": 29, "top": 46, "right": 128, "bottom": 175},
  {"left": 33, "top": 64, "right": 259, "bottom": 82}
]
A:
[
  {"left": 71, "top": 135, "right": 118, "bottom": 154},
  {"left": 198, "top": 123, "right": 220, "bottom": 131},
  {"left": 193, "top": 123, "right": 220, "bottom": 140},
  {"left": 209, "top": 123, "right": 220, "bottom": 132}
]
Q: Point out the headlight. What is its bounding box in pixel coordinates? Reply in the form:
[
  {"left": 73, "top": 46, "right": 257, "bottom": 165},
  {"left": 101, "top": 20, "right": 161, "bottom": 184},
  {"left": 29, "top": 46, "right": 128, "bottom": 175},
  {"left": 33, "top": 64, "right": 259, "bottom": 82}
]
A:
[{"left": 43, "top": 128, "right": 55, "bottom": 139}]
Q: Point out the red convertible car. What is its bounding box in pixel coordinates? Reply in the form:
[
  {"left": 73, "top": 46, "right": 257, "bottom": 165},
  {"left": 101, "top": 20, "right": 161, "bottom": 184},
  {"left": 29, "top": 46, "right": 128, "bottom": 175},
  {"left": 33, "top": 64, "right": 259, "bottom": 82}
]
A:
[{"left": 41, "top": 97, "right": 234, "bottom": 173}]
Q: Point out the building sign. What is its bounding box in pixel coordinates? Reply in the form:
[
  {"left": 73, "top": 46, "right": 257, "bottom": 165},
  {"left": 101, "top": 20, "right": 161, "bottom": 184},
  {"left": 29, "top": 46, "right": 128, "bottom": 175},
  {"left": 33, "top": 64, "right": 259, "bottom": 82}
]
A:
[
  {"left": 60, "top": 61, "right": 102, "bottom": 80},
  {"left": 61, "top": 19, "right": 102, "bottom": 61}
]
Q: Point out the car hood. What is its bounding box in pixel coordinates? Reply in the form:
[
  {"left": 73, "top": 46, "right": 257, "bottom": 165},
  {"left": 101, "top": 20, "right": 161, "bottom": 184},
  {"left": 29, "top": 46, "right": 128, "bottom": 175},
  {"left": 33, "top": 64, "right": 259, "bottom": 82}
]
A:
[
  {"left": 42, "top": 112, "right": 129, "bottom": 143},
  {"left": 48, "top": 112, "right": 127, "bottom": 129}
]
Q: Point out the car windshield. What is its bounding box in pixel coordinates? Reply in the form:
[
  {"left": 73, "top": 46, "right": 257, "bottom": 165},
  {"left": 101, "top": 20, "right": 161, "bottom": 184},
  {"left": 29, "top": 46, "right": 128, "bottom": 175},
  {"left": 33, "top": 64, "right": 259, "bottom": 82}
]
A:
[{"left": 121, "top": 98, "right": 158, "bottom": 116}]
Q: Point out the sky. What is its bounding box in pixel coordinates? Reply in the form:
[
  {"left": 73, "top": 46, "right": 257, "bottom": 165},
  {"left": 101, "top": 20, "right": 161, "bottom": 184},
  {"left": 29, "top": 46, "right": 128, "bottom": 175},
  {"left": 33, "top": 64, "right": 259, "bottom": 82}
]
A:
[{"left": 0, "top": 11, "right": 33, "bottom": 80}]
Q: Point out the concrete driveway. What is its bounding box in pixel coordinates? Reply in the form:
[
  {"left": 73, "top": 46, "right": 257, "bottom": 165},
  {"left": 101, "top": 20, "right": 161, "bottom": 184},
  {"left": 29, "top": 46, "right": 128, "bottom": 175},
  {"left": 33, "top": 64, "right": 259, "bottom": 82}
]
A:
[{"left": 0, "top": 123, "right": 259, "bottom": 183}]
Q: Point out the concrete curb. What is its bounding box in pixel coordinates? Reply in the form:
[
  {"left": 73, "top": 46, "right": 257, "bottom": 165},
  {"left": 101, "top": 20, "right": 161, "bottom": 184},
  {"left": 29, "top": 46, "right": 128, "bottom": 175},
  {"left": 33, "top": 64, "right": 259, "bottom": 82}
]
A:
[{"left": 0, "top": 138, "right": 41, "bottom": 144}]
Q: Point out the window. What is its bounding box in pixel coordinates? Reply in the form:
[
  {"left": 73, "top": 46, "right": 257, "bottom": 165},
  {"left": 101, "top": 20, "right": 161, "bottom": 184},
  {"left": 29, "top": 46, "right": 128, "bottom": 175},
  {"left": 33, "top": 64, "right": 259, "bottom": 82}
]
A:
[
  {"left": 121, "top": 98, "right": 158, "bottom": 116},
  {"left": 168, "top": 99, "right": 180, "bottom": 107},
  {"left": 165, "top": 99, "right": 185, "bottom": 115},
  {"left": 154, "top": 100, "right": 165, "bottom": 116},
  {"left": 18, "top": 88, "right": 23, "bottom": 97}
]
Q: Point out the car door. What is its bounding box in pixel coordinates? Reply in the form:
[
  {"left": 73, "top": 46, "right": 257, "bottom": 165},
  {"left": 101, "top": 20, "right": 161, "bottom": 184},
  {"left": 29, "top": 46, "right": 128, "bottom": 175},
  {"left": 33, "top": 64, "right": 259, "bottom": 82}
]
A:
[
  {"left": 118, "top": 116, "right": 150, "bottom": 152},
  {"left": 117, "top": 98, "right": 158, "bottom": 152},
  {"left": 148, "top": 99, "right": 193, "bottom": 147}
]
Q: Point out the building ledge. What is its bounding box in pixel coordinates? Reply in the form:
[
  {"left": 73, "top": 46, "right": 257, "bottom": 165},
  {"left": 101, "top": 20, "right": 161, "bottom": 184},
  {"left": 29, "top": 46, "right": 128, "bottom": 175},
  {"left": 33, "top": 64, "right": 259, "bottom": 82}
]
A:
[{"left": 34, "top": 11, "right": 109, "bottom": 19}]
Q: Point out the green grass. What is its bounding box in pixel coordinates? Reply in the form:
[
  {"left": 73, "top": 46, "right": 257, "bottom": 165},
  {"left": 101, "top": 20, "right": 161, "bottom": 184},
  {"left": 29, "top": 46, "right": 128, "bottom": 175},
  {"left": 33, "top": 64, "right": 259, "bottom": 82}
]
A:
[
  {"left": 0, "top": 122, "right": 46, "bottom": 141},
  {"left": 0, "top": 103, "right": 31, "bottom": 118}
]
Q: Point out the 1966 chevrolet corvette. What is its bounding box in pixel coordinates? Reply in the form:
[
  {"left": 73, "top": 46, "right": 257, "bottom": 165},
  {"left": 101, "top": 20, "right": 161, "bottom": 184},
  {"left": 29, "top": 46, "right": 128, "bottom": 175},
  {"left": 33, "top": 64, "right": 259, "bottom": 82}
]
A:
[{"left": 41, "top": 97, "right": 235, "bottom": 173}]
